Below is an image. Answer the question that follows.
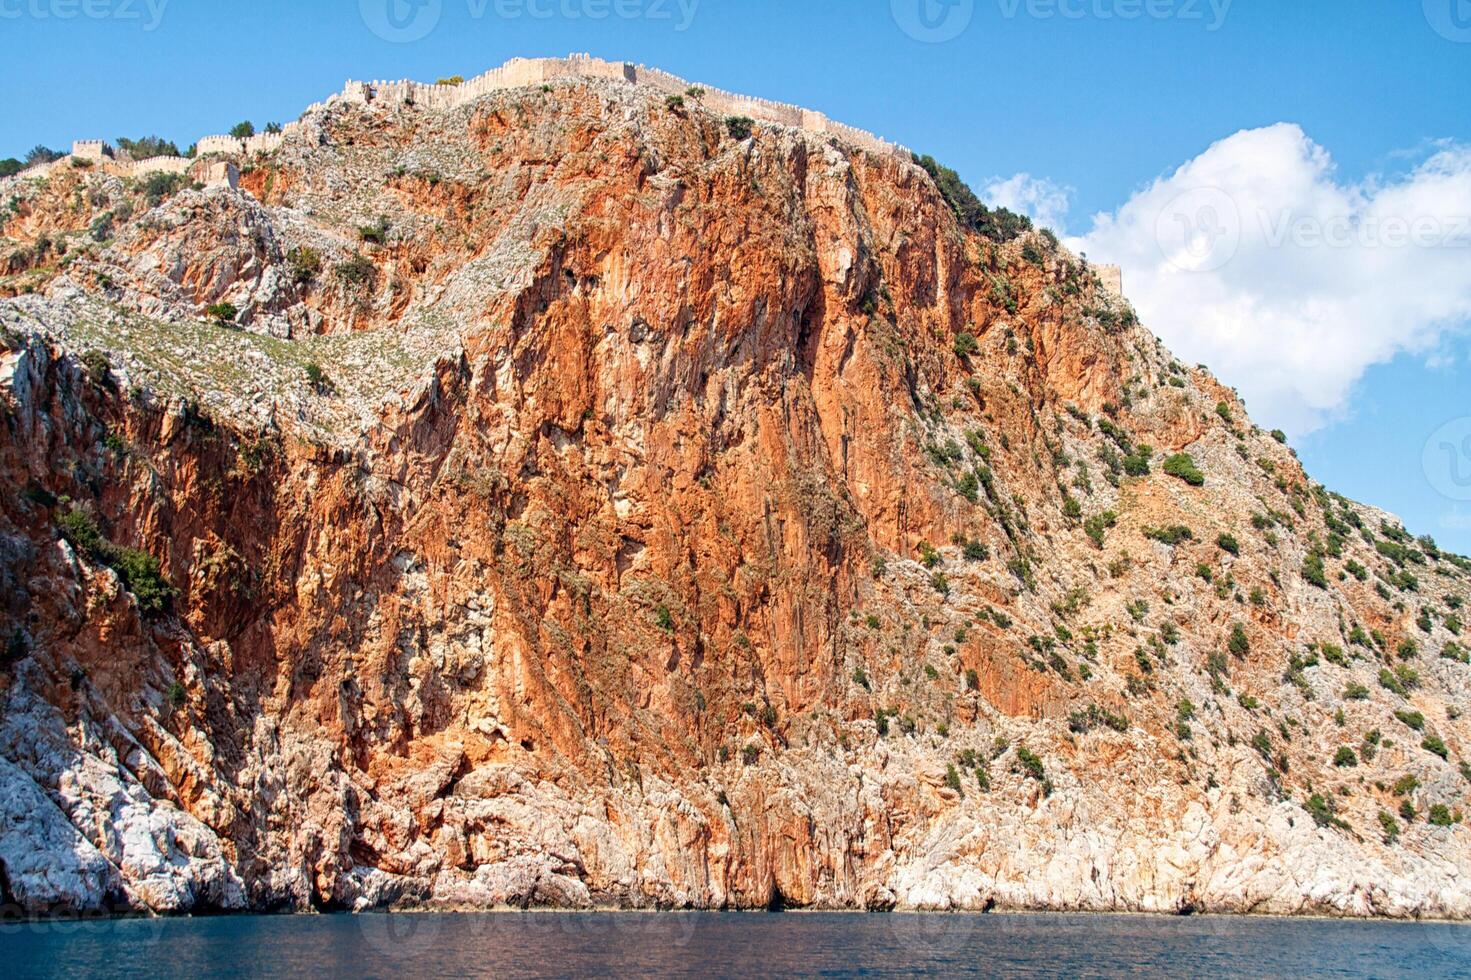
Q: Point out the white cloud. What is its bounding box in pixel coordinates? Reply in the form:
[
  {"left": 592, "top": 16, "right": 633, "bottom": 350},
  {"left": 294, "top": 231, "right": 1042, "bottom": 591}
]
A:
[
  {"left": 984, "top": 173, "right": 1074, "bottom": 234},
  {"left": 1061, "top": 124, "right": 1471, "bottom": 435}
]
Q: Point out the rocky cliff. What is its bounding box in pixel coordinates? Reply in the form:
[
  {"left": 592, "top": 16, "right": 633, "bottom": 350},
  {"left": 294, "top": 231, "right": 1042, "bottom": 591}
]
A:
[{"left": 2, "top": 68, "right": 1470, "bottom": 919}]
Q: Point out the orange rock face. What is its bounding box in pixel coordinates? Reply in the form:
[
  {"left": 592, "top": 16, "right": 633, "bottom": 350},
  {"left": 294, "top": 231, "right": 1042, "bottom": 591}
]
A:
[{"left": 1, "top": 74, "right": 1469, "bottom": 917}]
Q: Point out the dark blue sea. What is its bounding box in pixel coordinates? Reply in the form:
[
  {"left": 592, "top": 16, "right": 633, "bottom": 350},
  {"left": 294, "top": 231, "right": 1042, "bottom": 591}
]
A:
[{"left": 3, "top": 910, "right": 1469, "bottom": 978}]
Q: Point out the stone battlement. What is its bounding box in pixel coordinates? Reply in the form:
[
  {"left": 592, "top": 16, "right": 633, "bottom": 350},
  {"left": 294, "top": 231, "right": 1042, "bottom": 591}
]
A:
[
  {"left": 1096, "top": 264, "right": 1123, "bottom": 298},
  {"left": 6, "top": 152, "right": 234, "bottom": 188},
  {"left": 3, "top": 55, "right": 910, "bottom": 192},
  {"left": 333, "top": 54, "right": 910, "bottom": 160}
]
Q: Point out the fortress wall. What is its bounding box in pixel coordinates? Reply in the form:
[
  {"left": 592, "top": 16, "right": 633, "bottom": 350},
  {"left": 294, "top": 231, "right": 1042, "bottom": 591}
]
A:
[
  {"left": 2, "top": 55, "right": 911, "bottom": 195},
  {"left": 10, "top": 159, "right": 59, "bottom": 182},
  {"left": 346, "top": 54, "right": 907, "bottom": 159},
  {"left": 122, "top": 156, "right": 193, "bottom": 178},
  {"left": 71, "top": 140, "right": 111, "bottom": 161},
  {"left": 1096, "top": 264, "right": 1123, "bottom": 298},
  {"left": 196, "top": 135, "right": 244, "bottom": 156}
]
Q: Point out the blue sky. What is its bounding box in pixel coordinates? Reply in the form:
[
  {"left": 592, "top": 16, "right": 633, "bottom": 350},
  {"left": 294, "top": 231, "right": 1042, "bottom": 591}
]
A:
[{"left": 3, "top": 0, "right": 1469, "bottom": 552}]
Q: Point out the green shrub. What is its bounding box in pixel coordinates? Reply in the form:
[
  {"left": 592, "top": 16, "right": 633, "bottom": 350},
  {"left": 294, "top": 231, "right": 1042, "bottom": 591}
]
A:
[
  {"left": 288, "top": 246, "right": 322, "bottom": 284},
  {"left": 304, "top": 362, "right": 328, "bottom": 388},
  {"left": 57, "top": 507, "right": 174, "bottom": 615},
  {"left": 1343, "top": 682, "right": 1368, "bottom": 701},
  {"left": 1423, "top": 734, "right": 1449, "bottom": 759},
  {"left": 1015, "top": 745, "right": 1046, "bottom": 782},
  {"left": 229, "top": 120, "right": 255, "bottom": 138},
  {"left": 116, "top": 135, "right": 180, "bottom": 160},
  {"left": 1429, "top": 803, "right": 1455, "bottom": 827},
  {"left": 1394, "top": 709, "right": 1425, "bottom": 731},
  {"left": 88, "top": 211, "right": 115, "bottom": 242},
  {"left": 112, "top": 547, "right": 174, "bottom": 614},
  {"left": 57, "top": 506, "right": 106, "bottom": 558},
  {"left": 206, "top": 301, "right": 237, "bottom": 324},
  {"left": 913, "top": 154, "right": 1032, "bottom": 243},
  {"left": 1162, "top": 453, "right": 1204, "bottom": 486},
  {"left": 1302, "top": 553, "right": 1328, "bottom": 589},
  {"left": 956, "top": 471, "right": 979, "bottom": 503},
  {"left": 945, "top": 763, "right": 964, "bottom": 796},
  {"left": 664, "top": 94, "right": 685, "bottom": 110},
  {"left": 357, "top": 215, "right": 390, "bottom": 244},
  {"left": 1123, "top": 446, "right": 1152, "bottom": 476},
  {"left": 1333, "top": 746, "right": 1358, "bottom": 767},
  {"left": 1378, "top": 809, "right": 1400, "bottom": 841},
  {"left": 166, "top": 680, "right": 186, "bottom": 708},
  {"left": 1304, "top": 794, "right": 1347, "bottom": 829},
  {"left": 140, "top": 171, "right": 187, "bottom": 205},
  {"left": 334, "top": 254, "right": 375, "bottom": 286},
  {"left": 952, "top": 331, "right": 978, "bottom": 357},
  {"left": 80, "top": 349, "right": 113, "bottom": 387},
  {"left": 1083, "top": 511, "right": 1117, "bottom": 549},
  {"left": 724, "top": 116, "right": 755, "bottom": 140},
  {"left": 655, "top": 604, "right": 674, "bottom": 631},
  {"left": 1378, "top": 668, "right": 1406, "bottom": 696},
  {"left": 1216, "top": 533, "right": 1240, "bottom": 555},
  {"left": 1145, "top": 525, "right": 1193, "bottom": 546},
  {"left": 1228, "top": 622, "right": 1250, "bottom": 657},
  {"left": 851, "top": 666, "right": 870, "bottom": 690},
  {"left": 1270, "top": 429, "right": 1287, "bottom": 444}
]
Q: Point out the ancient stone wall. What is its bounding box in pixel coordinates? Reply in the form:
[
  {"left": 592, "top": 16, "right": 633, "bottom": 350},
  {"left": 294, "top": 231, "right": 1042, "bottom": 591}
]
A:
[
  {"left": 340, "top": 53, "right": 908, "bottom": 159},
  {"left": 2, "top": 54, "right": 911, "bottom": 194},
  {"left": 1096, "top": 264, "right": 1123, "bottom": 298}
]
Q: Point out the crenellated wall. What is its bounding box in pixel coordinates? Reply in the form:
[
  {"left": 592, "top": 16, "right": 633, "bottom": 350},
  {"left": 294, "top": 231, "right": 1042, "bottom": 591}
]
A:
[
  {"left": 2, "top": 54, "right": 911, "bottom": 194},
  {"left": 1096, "top": 264, "right": 1123, "bottom": 298},
  {"left": 337, "top": 54, "right": 909, "bottom": 159}
]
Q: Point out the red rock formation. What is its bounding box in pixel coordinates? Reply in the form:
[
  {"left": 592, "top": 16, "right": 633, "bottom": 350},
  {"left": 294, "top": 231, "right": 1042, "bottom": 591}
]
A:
[{"left": 1, "top": 71, "right": 1469, "bottom": 918}]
